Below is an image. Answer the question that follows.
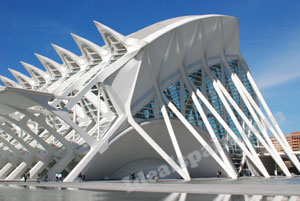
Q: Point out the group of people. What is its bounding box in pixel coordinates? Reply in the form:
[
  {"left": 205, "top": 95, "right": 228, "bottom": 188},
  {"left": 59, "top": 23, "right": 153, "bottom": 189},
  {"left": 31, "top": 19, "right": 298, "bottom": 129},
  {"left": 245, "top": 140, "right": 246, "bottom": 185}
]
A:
[
  {"left": 23, "top": 172, "right": 30, "bottom": 182},
  {"left": 36, "top": 173, "right": 48, "bottom": 183},
  {"left": 55, "top": 172, "right": 63, "bottom": 182},
  {"left": 129, "top": 172, "right": 159, "bottom": 182},
  {"left": 78, "top": 173, "right": 86, "bottom": 182},
  {"left": 23, "top": 172, "right": 48, "bottom": 183}
]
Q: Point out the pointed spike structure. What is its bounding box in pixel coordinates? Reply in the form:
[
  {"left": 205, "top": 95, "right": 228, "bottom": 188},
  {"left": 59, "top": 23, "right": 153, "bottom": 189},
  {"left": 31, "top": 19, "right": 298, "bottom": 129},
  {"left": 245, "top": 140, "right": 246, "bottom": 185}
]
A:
[
  {"left": 0, "top": 75, "right": 19, "bottom": 87},
  {"left": 20, "top": 61, "right": 49, "bottom": 79},
  {"left": 51, "top": 44, "right": 85, "bottom": 66},
  {"left": 93, "top": 21, "right": 126, "bottom": 45},
  {"left": 93, "top": 20, "right": 144, "bottom": 49},
  {"left": 93, "top": 21, "right": 141, "bottom": 63},
  {"left": 8, "top": 68, "right": 34, "bottom": 89},
  {"left": 34, "top": 53, "right": 66, "bottom": 75},
  {"left": 20, "top": 61, "right": 49, "bottom": 88},
  {"left": 71, "top": 33, "right": 108, "bottom": 58}
]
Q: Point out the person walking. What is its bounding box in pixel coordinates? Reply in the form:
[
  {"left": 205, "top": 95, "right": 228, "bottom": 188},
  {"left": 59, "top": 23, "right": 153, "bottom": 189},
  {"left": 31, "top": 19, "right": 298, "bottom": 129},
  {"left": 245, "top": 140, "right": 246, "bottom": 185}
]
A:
[
  {"left": 23, "top": 173, "right": 27, "bottom": 182},
  {"left": 130, "top": 172, "right": 136, "bottom": 182},
  {"left": 154, "top": 175, "right": 159, "bottom": 182},
  {"left": 55, "top": 172, "right": 59, "bottom": 182},
  {"left": 81, "top": 174, "right": 85, "bottom": 182},
  {"left": 36, "top": 173, "right": 41, "bottom": 183},
  {"left": 43, "top": 174, "right": 48, "bottom": 182},
  {"left": 78, "top": 173, "right": 82, "bottom": 182},
  {"left": 58, "top": 172, "right": 63, "bottom": 182}
]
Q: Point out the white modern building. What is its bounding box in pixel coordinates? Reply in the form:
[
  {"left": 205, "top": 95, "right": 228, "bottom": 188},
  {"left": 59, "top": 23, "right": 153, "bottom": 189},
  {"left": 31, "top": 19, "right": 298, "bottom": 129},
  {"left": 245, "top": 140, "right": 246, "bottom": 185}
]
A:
[{"left": 0, "top": 15, "right": 298, "bottom": 181}]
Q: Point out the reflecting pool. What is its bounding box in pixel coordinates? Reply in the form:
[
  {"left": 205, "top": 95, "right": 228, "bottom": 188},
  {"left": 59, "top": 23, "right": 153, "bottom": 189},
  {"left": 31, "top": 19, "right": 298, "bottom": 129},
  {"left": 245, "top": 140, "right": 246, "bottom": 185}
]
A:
[{"left": 0, "top": 184, "right": 298, "bottom": 201}]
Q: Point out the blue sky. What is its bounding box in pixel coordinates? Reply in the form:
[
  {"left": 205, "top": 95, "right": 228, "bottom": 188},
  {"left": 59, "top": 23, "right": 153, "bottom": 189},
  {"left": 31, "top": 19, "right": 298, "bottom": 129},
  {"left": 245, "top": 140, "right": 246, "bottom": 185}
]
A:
[{"left": 0, "top": 0, "right": 299, "bottom": 134}]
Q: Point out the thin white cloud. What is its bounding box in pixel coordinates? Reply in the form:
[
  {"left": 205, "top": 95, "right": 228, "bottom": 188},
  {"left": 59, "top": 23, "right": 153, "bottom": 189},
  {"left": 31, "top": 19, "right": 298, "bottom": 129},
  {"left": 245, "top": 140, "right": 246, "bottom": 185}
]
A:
[
  {"left": 253, "top": 27, "right": 300, "bottom": 89},
  {"left": 274, "top": 111, "right": 286, "bottom": 124},
  {"left": 255, "top": 61, "right": 300, "bottom": 89}
]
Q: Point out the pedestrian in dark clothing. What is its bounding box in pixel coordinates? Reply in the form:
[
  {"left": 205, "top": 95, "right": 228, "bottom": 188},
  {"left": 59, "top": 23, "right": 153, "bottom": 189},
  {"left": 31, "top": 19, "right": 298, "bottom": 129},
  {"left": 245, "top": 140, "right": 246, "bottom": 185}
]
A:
[
  {"left": 36, "top": 173, "right": 41, "bottom": 183},
  {"left": 43, "top": 174, "right": 48, "bottom": 182},
  {"left": 81, "top": 174, "right": 85, "bottom": 182},
  {"left": 55, "top": 172, "right": 59, "bottom": 182},
  {"left": 24, "top": 173, "right": 27, "bottom": 182},
  {"left": 130, "top": 172, "right": 136, "bottom": 182},
  {"left": 78, "top": 173, "right": 82, "bottom": 182}
]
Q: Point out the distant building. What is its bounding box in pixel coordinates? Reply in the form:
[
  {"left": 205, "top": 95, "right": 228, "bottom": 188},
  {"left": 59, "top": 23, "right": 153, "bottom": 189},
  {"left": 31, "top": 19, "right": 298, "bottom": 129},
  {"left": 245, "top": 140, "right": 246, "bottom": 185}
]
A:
[
  {"left": 270, "top": 135, "right": 291, "bottom": 152},
  {"left": 291, "top": 132, "right": 300, "bottom": 151},
  {"left": 271, "top": 132, "right": 300, "bottom": 152}
]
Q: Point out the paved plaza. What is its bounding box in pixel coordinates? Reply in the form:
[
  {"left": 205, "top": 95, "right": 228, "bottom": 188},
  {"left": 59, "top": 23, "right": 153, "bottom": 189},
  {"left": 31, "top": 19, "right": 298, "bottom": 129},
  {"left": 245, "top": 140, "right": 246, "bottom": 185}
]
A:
[{"left": 1, "top": 177, "right": 299, "bottom": 196}]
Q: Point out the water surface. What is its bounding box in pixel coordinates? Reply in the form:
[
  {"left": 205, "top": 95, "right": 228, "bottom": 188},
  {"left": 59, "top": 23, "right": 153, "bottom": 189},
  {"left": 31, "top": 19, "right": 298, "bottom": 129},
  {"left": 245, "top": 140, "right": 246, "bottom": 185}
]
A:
[{"left": 0, "top": 184, "right": 298, "bottom": 201}]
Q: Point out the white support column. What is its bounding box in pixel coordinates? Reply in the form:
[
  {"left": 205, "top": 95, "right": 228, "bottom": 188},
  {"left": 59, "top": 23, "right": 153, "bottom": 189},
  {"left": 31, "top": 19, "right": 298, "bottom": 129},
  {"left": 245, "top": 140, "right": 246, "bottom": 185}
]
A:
[
  {"left": 243, "top": 66, "right": 289, "bottom": 145},
  {"left": 161, "top": 105, "right": 190, "bottom": 179},
  {"left": 123, "top": 50, "right": 191, "bottom": 181},
  {"left": 215, "top": 18, "right": 269, "bottom": 176},
  {"left": 6, "top": 159, "right": 33, "bottom": 180},
  {"left": 230, "top": 70, "right": 300, "bottom": 173},
  {"left": 183, "top": 78, "right": 270, "bottom": 178},
  {"left": 289, "top": 196, "right": 299, "bottom": 201},
  {"left": 180, "top": 80, "right": 185, "bottom": 117},
  {"left": 3, "top": 115, "right": 53, "bottom": 152},
  {"left": 214, "top": 16, "right": 291, "bottom": 176},
  {"left": 52, "top": 115, "right": 55, "bottom": 145},
  {"left": 0, "top": 163, "right": 15, "bottom": 178},
  {"left": 214, "top": 194, "right": 232, "bottom": 201},
  {"left": 0, "top": 123, "right": 54, "bottom": 179},
  {"left": 29, "top": 161, "right": 46, "bottom": 178},
  {"left": 216, "top": 80, "right": 291, "bottom": 176},
  {"left": 178, "top": 193, "right": 187, "bottom": 201},
  {"left": 182, "top": 90, "right": 240, "bottom": 175},
  {"left": 122, "top": 49, "right": 190, "bottom": 181},
  {"left": 0, "top": 123, "right": 38, "bottom": 155},
  {"left": 190, "top": 90, "right": 238, "bottom": 177},
  {"left": 238, "top": 153, "right": 247, "bottom": 175},
  {"left": 47, "top": 146, "right": 77, "bottom": 179},
  {"left": 20, "top": 109, "right": 72, "bottom": 149},
  {"left": 73, "top": 106, "right": 76, "bottom": 142},
  {"left": 127, "top": 115, "right": 191, "bottom": 180},
  {"left": 35, "top": 122, "right": 38, "bottom": 147},
  {"left": 238, "top": 127, "right": 252, "bottom": 175},
  {"left": 245, "top": 69, "right": 300, "bottom": 166},
  {"left": 172, "top": 32, "right": 237, "bottom": 178},
  {"left": 207, "top": 75, "right": 270, "bottom": 177},
  {"left": 97, "top": 83, "right": 101, "bottom": 140},
  {"left": 0, "top": 137, "right": 20, "bottom": 155},
  {"left": 163, "top": 193, "right": 180, "bottom": 201},
  {"left": 28, "top": 152, "right": 54, "bottom": 179},
  {"left": 166, "top": 100, "right": 237, "bottom": 179},
  {"left": 249, "top": 195, "right": 263, "bottom": 201},
  {"left": 144, "top": 49, "right": 190, "bottom": 180},
  {"left": 63, "top": 146, "right": 97, "bottom": 182},
  {"left": 193, "top": 87, "right": 269, "bottom": 177},
  {"left": 64, "top": 116, "right": 126, "bottom": 182},
  {"left": 0, "top": 157, "right": 8, "bottom": 171},
  {"left": 50, "top": 110, "right": 95, "bottom": 146}
]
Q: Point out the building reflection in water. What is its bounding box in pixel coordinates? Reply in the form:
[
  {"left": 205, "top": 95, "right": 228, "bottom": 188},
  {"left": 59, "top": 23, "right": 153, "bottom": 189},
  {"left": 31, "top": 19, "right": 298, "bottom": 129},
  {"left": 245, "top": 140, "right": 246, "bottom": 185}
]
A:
[
  {"left": 0, "top": 185, "right": 299, "bottom": 201},
  {"left": 162, "top": 193, "right": 299, "bottom": 201}
]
